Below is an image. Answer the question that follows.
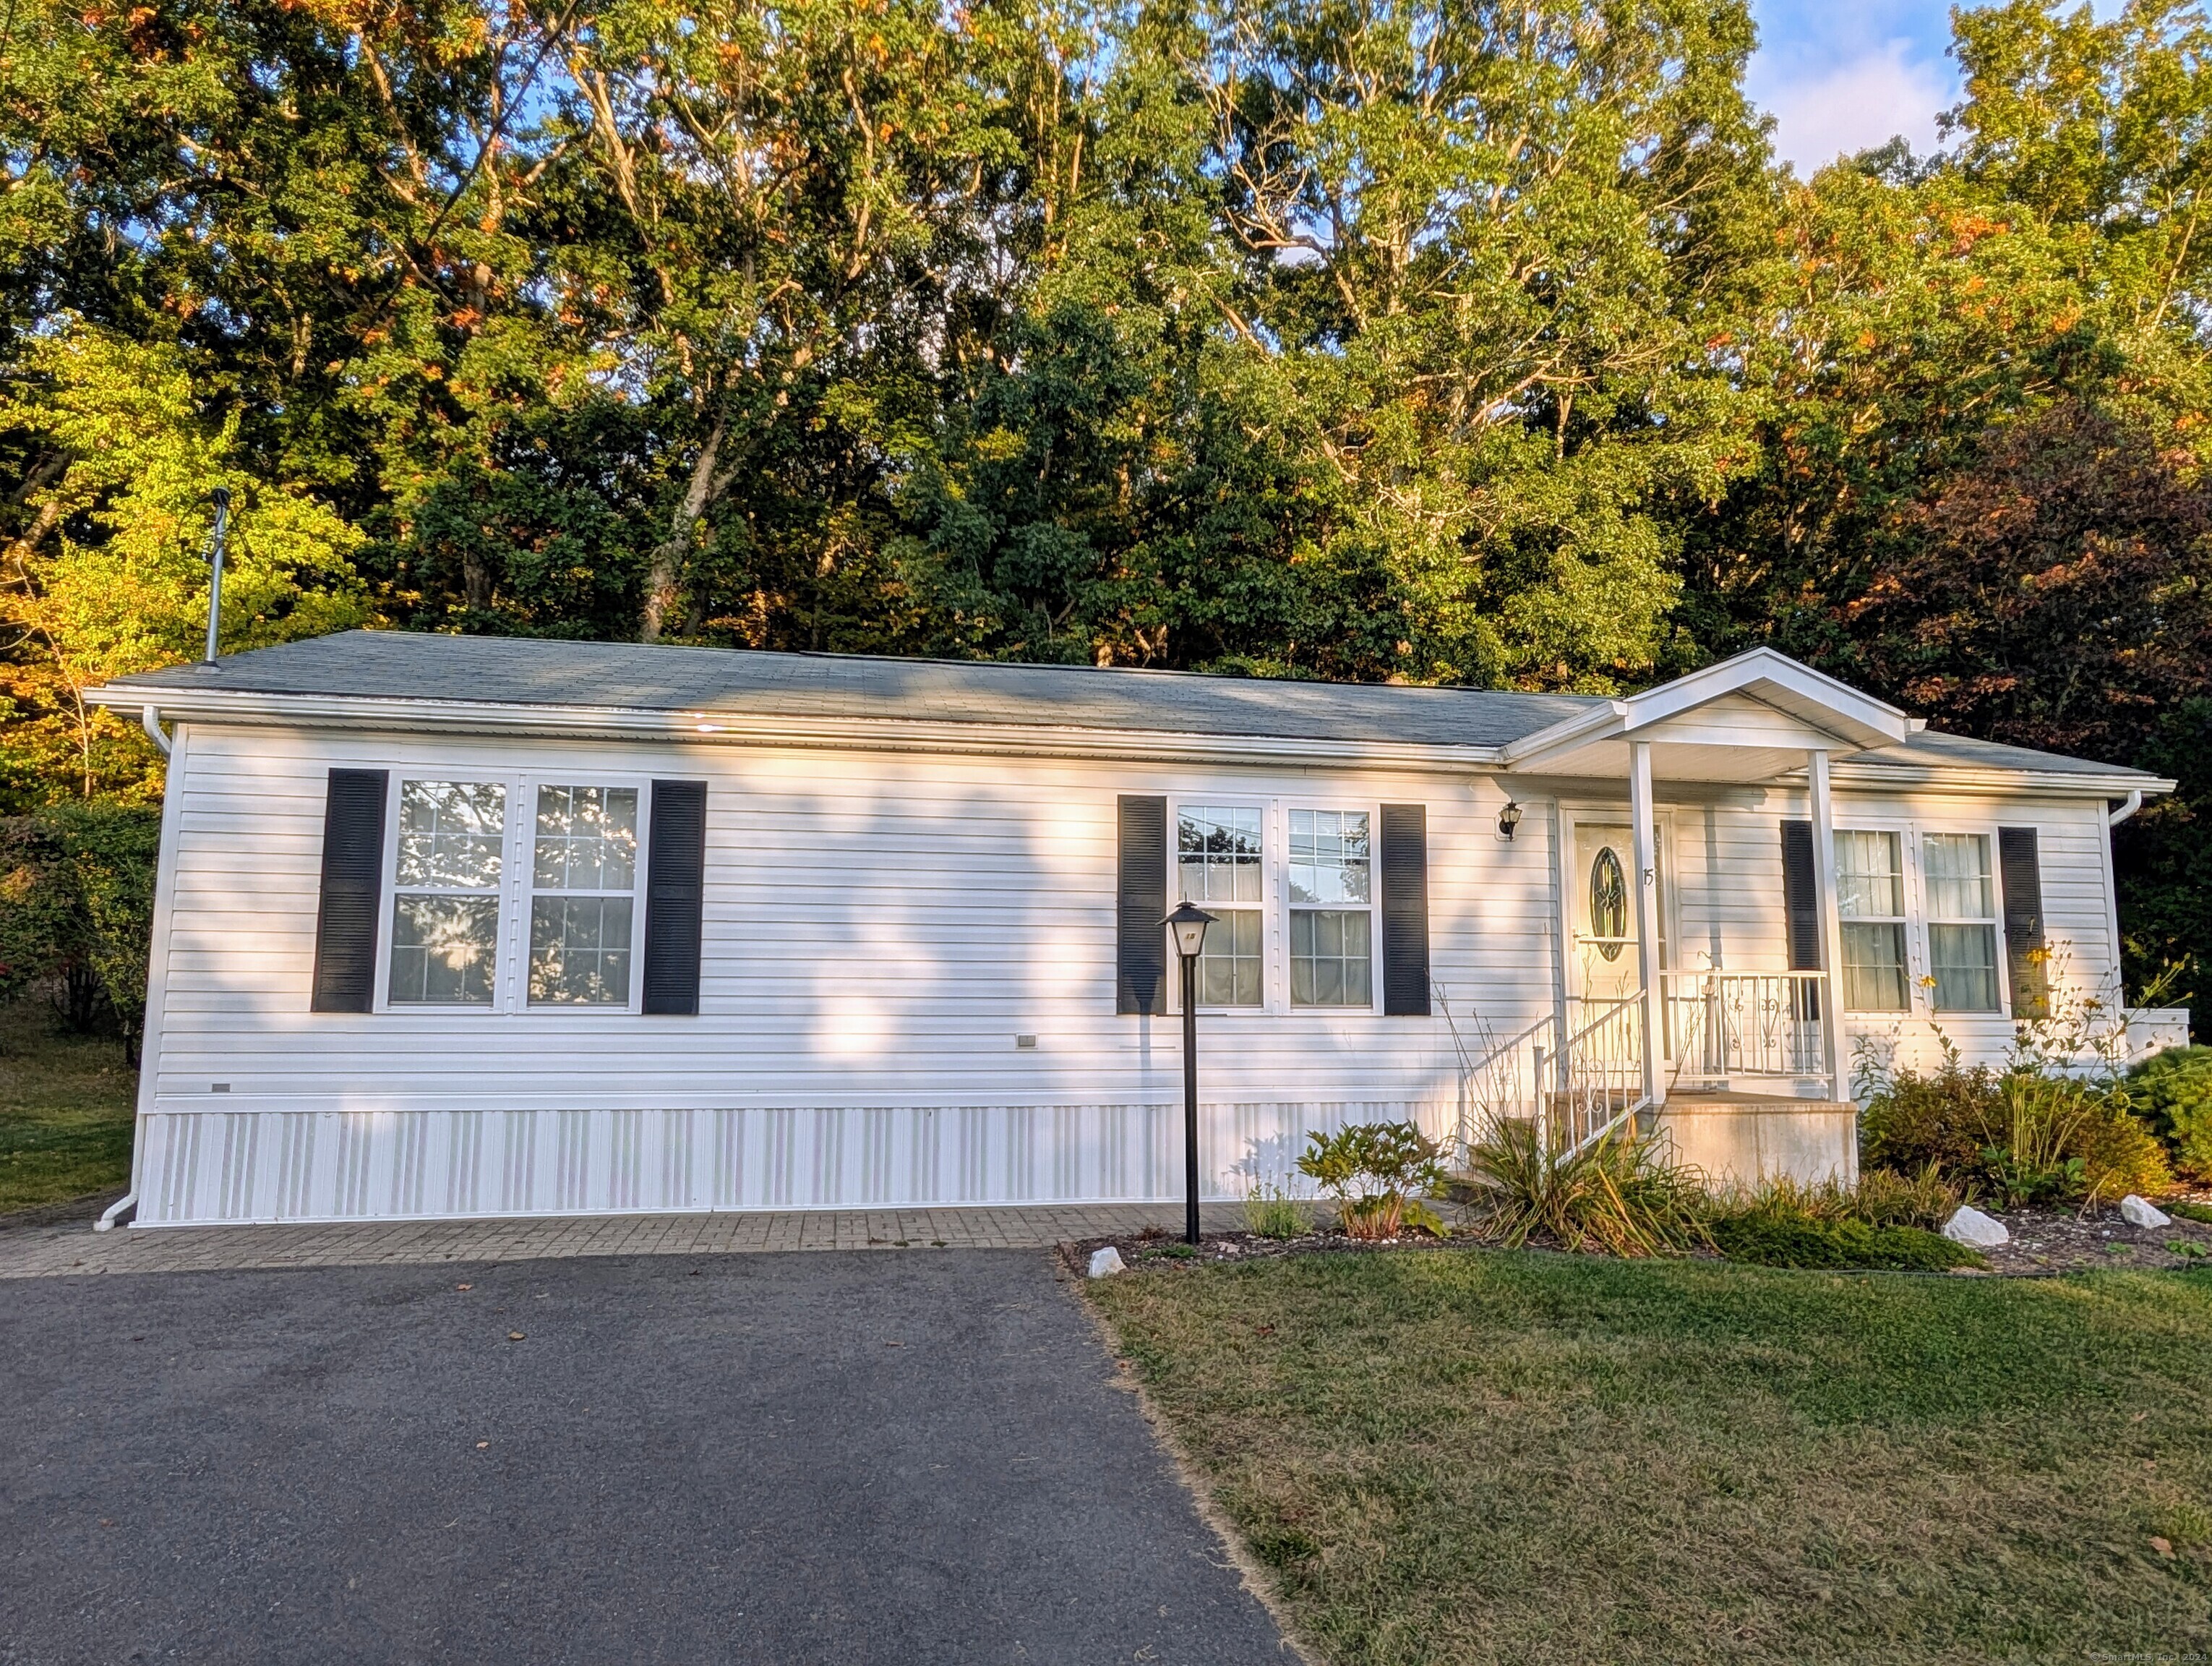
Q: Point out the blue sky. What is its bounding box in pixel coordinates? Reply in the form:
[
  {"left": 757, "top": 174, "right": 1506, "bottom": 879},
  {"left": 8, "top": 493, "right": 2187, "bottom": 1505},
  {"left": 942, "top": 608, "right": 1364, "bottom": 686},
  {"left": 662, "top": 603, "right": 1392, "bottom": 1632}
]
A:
[{"left": 1747, "top": 0, "right": 2119, "bottom": 174}]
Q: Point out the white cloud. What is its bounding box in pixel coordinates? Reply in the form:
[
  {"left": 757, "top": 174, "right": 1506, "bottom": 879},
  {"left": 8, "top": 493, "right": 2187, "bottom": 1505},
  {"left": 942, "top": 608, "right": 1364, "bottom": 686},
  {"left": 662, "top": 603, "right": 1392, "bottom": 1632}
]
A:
[{"left": 1749, "top": 40, "right": 1953, "bottom": 176}]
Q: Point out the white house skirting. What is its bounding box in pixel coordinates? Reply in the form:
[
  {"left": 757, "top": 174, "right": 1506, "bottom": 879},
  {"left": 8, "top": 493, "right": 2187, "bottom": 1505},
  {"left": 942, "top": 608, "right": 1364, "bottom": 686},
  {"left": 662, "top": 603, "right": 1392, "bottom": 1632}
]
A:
[{"left": 134, "top": 1100, "right": 1454, "bottom": 1226}]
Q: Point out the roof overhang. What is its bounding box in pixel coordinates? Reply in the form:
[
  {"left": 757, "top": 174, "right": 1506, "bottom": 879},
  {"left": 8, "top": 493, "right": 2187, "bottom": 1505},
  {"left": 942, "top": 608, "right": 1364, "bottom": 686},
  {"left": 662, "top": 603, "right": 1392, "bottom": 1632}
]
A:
[
  {"left": 91, "top": 645, "right": 2164, "bottom": 799},
  {"left": 1501, "top": 649, "right": 1918, "bottom": 782},
  {"left": 87, "top": 683, "right": 1514, "bottom": 773}
]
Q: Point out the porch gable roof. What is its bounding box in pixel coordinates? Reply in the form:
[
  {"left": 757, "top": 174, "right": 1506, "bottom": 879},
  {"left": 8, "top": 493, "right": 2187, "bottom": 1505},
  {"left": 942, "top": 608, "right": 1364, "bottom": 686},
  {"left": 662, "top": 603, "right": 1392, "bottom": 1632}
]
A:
[{"left": 1499, "top": 649, "right": 1920, "bottom": 782}]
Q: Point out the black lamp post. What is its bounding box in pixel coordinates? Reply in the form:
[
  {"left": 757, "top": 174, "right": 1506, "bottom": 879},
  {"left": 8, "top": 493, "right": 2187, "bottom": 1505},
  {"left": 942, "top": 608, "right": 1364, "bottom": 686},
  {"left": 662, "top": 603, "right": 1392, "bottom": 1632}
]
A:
[{"left": 1165, "top": 901, "right": 1215, "bottom": 1246}]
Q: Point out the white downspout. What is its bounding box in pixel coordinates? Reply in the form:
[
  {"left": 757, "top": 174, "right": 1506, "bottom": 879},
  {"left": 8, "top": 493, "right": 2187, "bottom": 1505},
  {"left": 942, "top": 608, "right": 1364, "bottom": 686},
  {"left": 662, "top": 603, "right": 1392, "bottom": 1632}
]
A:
[
  {"left": 2109, "top": 790, "right": 2143, "bottom": 827},
  {"left": 96, "top": 706, "right": 169, "bottom": 1231}
]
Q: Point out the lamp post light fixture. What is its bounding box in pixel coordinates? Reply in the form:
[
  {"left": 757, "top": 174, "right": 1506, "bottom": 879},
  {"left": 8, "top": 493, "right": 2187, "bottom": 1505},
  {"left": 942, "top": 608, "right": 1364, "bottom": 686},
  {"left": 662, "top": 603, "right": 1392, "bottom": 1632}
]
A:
[
  {"left": 1497, "top": 799, "right": 1523, "bottom": 842},
  {"left": 1165, "top": 900, "right": 1216, "bottom": 1246}
]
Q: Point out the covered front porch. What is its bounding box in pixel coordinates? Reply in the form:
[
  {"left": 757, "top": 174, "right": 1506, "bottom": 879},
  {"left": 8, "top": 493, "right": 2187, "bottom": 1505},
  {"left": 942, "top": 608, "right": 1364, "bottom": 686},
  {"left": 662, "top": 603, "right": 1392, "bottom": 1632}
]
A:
[{"left": 1459, "top": 652, "right": 1924, "bottom": 1188}]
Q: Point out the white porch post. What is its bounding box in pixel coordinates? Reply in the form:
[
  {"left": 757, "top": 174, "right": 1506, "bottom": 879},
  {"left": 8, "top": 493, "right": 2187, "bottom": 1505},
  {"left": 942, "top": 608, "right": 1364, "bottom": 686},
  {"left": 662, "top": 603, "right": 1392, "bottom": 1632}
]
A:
[
  {"left": 1629, "top": 740, "right": 1664, "bottom": 1108},
  {"left": 1809, "top": 748, "right": 1848, "bottom": 1102}
]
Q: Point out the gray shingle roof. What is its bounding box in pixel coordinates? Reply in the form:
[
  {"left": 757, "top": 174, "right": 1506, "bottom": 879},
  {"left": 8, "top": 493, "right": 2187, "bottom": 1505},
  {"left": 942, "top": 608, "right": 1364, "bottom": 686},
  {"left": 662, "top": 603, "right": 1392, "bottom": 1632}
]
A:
[
  {"left": 1858, "top": 729, "right": 2162, "bottom": 782},
  {"left": 100, "top": 630, "right": 2163, "bottom": 782},
  {"left": 103, "top": 630, "right": 1604, "bottom": 748}
]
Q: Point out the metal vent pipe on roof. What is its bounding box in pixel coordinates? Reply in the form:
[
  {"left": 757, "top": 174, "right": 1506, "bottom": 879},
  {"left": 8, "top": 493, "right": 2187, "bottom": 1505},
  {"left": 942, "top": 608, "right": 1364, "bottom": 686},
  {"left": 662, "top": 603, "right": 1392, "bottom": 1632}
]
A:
[{"left": 203, "top": 487, "right": 231, "bottom": 664}]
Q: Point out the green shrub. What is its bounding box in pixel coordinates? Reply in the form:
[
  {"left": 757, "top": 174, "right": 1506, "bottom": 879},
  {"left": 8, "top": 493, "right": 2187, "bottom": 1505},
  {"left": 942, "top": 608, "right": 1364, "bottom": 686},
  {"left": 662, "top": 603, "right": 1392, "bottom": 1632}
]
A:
[
  {"left": 1861, "top": 1064, "right": 2002, "bottom": 1175},
  {"left": 1296, "top": 1122, "right": 1448, "bottom": 1239},
  {"left": 2067, "top": 1096, "right": 2172, "bottom": 1200},
  {"left": 1241, "top": 1184, "right": 1309, "bottom": 1239},
  {"left": 0, "top": 804, "right": 161, "bottom": 1061},
  {"left": 2171, "top": 1201, "right": 2212, "bottom": 1226},
  {"left": 1861, "top": 1064, "right": 2169, "bottom": 1205},
  {"left": 2126, "top": 1046, "right": 2212, "bottom": 1179},
  {"left": 1462, "top": 1119, "right": 1708, "bottom": 1257},
  {"left": 1708, "top": 1213, "right": 1985, "bottom": 1271}
]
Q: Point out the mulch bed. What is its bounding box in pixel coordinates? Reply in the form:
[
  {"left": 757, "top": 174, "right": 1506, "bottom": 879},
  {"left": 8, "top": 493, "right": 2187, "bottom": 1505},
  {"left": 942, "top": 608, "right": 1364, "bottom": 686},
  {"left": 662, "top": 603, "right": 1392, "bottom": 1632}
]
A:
[
  {"left": 1063, "top": 1197, "right": 2212, "bottom": 1279},
  {"left": 1974, "top": 1199, "right": 2212, "bottom": 1275}
]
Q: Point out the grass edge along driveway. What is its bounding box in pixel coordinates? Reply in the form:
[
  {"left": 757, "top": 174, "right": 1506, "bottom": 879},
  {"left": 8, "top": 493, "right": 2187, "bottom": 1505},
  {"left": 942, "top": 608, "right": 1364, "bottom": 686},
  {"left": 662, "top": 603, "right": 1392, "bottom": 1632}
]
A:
[{"left": 1089, "top": 1249, "right": 2212, "bottom": 1666}]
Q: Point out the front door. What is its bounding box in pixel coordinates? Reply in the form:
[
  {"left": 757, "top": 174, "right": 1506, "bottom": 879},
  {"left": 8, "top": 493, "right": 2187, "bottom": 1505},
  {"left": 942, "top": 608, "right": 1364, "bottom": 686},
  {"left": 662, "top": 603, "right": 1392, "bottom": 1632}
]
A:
[{"left": 1572, "top": 823, "right": 1665, "bottom": 1008}]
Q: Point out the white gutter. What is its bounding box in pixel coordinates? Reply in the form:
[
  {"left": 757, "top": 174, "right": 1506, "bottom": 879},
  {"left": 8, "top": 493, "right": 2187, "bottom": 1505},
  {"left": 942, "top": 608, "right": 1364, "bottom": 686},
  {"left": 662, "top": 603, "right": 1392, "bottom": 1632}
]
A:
[
  {"left": 140, "top": 705, "right": 171, "bottom": 757},
  {"left": 1825, "top": 759, "right": 2173, "bottom": 799},
  {"left": 94, "top": 1191, "right": 136, "bottom": 1232},
  {"left": 2109, "top": 789, "right": 2144, "bottom": 826}
]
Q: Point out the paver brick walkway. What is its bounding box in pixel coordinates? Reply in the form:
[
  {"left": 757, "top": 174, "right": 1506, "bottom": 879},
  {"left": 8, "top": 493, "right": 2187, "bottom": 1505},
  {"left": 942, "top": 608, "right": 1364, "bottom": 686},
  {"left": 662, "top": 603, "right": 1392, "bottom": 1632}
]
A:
[{"left": 0, "top": 1202, "right": 1253, "bottom": 1278}]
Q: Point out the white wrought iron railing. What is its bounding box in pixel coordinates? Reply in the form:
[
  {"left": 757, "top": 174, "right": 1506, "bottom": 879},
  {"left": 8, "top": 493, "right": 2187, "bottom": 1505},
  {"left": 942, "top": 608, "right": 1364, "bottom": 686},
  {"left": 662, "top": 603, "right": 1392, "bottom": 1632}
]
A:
[
  {"left": 1660, "top": 970, "right": 1830, "bottom": 1083},
  {"left": 1457, "top": 993, "right": 1648, "bottom": 1159}
]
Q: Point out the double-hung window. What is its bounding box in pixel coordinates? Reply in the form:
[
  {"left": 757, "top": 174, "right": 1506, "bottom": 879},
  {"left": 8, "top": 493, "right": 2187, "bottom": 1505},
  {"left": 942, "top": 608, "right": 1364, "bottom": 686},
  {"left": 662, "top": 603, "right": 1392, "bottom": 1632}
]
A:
[
  {"left": 1924, "top": 832, "right": 2001, "bottom": 1012},
  {"left": 389, "top": 780, "right": 507, "bottom": 1006},
  {"left": 529, "top": 785, "right": 640, "bottom": 1006},
  {"left": 1288, "top": 809, "right": 1372, "bottom": 1007},
  {"left": 1833, "top": 830, "right": 1908, "bottom": 1012},
  {"left": 1178, "top": 805, "right": 1263, "bottom": 1007},
  {"left": 382, "top": 775, "right": 648, "bottom": 1012}
]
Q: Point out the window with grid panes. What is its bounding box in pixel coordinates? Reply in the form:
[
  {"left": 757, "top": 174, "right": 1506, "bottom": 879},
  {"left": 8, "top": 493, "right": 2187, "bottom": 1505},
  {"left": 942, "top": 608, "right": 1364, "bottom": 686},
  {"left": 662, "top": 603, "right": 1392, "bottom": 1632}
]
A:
[
  {"left": 1834, "top": 830, "right": 1908, "bottom": 1012},
  {"left": 1177, "top": 806, "right": 1262, "bottom": 1006},
  {"left": 528, "top": 785, "right": 640, "bottom": 1005},
  {"left": 1288, "top": 809, "right": 1371, "bottom": 1007},
  {"left": 388, "top": 780, "right": 507, "bottom": 1004},
  {"left": 1924, "top": 832, "right": 2001, "bottom": 1012}
]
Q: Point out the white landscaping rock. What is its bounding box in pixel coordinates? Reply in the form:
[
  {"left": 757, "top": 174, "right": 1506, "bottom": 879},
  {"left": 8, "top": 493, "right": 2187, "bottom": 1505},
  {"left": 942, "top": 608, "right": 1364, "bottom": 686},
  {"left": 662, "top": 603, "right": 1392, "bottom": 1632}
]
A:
[
  {"left": 1088, "top": 1246, "right": 1127, "bottom": 1278},
  {"left": 1942, "top": 1205, "right": 2010, "bottom": 1249},
  {"left": 2121, "top": 1195, "right": 2173, "bottom": 1229}
]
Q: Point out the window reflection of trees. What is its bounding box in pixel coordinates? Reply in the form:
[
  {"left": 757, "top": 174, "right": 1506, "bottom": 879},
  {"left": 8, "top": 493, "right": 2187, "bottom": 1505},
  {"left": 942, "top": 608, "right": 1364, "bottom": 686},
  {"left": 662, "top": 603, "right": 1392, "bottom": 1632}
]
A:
[{"left": 396, "top": 781, "right": 507, "bottom": 889}]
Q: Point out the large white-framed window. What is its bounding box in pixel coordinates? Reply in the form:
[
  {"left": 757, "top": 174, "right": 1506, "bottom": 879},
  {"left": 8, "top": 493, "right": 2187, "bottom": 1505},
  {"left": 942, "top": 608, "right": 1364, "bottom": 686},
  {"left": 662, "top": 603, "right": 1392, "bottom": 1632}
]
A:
[
  {"left": 1177, "top": 803, "right": 1264, "bottom": 1007},
  {"left": 1834, "top": 829, "right": 1909, "bottom": 1013},
  {"left": 1924, "top": 831, "right": 2002, "bottom": 1012},
  {"left": 387, "top": 778, "right": 508, "bottom": 1007},
  {"left": 1287, "top": 808, "right": 1373, "bottom": 1008},
  {"left": 378, "top": 772, "right": 651, "bottom": 1014},
  {"left": 528, "top": 782, "right": 642, "bottom": 1007}
]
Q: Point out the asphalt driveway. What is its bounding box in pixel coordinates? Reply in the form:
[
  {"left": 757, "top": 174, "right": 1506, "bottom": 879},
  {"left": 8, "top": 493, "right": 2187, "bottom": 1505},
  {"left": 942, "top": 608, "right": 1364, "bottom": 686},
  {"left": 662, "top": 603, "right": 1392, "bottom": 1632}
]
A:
[{"left": 1, "top": 1250, "right": 1290, "bottom": 1665}]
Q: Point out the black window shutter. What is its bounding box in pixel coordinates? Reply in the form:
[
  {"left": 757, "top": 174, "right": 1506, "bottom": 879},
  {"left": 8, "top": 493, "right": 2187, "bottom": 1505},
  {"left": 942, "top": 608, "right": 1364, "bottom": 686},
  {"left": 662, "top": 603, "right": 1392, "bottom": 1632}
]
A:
[
  {"left": 641, "top": 779, "right": 708, "bottom": 1016},
  {"left": 1780, "top": 820, "right": 1821, "bottom": 972},
  {"left": 1116, "top": 795, "right": 1167, "bottom": 1015},
  {"left": 1998, "top": 826, "right": 2049, "bottom": 1020},
  {"left": 311, "top": 769, "right": 388, "bottom": 1013},
  {"left": 1379, "top": 803, "right": 1431, "bottom": 1016}
]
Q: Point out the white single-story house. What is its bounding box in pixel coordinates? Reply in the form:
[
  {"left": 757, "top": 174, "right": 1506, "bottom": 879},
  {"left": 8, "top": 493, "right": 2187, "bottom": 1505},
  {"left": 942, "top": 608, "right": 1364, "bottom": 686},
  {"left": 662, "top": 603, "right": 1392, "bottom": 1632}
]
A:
[{"left": 86, "top": 631, "right": 2185, "bottom": 1228}]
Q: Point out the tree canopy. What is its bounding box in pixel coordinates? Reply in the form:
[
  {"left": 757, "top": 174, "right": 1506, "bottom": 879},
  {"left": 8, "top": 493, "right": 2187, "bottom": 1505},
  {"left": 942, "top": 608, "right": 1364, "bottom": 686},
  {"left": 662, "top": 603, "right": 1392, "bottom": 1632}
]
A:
[{"left": 4, "top": 0, "right": 2208, "bottom": 1013}]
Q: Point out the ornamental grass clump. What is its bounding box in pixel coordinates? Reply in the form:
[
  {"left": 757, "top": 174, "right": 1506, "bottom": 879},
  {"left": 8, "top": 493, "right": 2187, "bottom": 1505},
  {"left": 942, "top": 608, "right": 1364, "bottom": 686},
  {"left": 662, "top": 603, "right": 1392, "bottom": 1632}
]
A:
[
  {"left": 1241, "top": 1183, "right": 1309, "bottom": 1239},
  {"left": 1295, "top": 1122, "right": 1448, "bottom": 1239},
  {"left": 1461, "top": 1118, "right": 1707, "bottom": 1257},
  {"left": 1861, "top": 1062, "right": 2169, "bottom": 1207}
]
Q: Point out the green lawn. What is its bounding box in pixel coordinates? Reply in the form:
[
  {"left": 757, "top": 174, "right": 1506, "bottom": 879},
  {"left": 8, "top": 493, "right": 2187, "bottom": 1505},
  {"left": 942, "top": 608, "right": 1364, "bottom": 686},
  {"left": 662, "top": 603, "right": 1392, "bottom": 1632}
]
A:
[
  {"left": 1090, "top": 1250, "right": 2212, "bottom": 1665},
  {"left": 0, "top": 1004, "right": 137, "bottom": 1216}
]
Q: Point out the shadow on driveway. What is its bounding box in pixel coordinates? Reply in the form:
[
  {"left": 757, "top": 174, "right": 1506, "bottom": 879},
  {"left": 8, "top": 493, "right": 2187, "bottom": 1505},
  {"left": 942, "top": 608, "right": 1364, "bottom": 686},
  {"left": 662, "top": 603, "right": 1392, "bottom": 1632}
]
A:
[{"left": 3, "top": 1250, "right": 1290, "bottom": 1665}]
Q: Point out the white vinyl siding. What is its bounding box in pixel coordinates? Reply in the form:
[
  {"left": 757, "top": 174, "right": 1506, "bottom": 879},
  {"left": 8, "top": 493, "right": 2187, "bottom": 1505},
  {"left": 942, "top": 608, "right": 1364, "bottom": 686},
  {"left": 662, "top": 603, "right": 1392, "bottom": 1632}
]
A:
[{"left": 128, "top": 719, "right": 2121, "bottom": 1223}]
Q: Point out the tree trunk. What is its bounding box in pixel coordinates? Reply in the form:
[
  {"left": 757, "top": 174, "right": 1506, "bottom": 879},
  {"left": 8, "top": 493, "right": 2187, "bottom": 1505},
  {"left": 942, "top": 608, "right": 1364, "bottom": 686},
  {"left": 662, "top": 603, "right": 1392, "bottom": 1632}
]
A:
[{"left": 642, "top": 416, "right": 726, "bottom": 643}]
